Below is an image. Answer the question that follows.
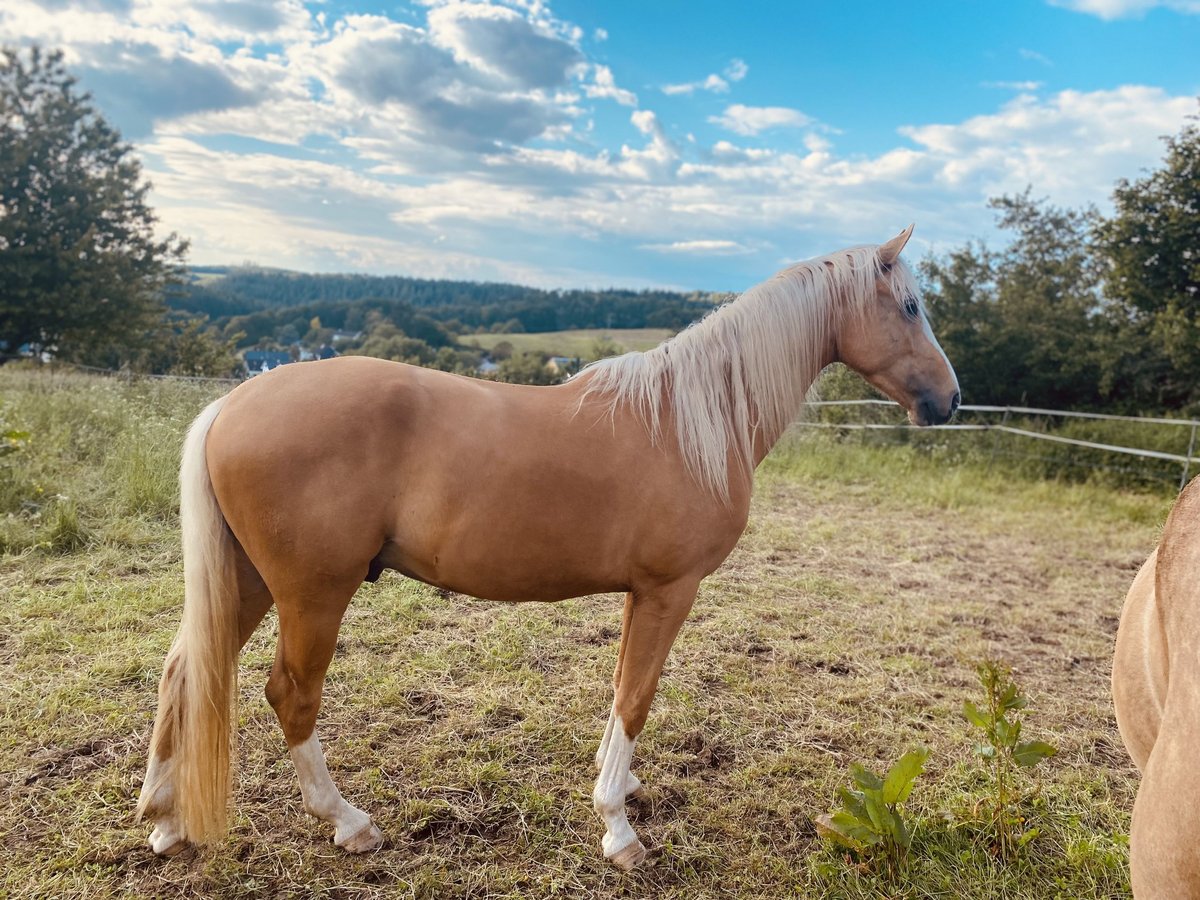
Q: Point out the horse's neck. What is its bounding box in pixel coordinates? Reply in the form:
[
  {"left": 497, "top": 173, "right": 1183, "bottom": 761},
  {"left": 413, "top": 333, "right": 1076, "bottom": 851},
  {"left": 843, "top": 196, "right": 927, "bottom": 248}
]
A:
[
  {"left": 711, "top": 284, "right": 841, "bottom": 472},
  {"left": 745, "top": 352, "right": 835, "bottom": 468}
]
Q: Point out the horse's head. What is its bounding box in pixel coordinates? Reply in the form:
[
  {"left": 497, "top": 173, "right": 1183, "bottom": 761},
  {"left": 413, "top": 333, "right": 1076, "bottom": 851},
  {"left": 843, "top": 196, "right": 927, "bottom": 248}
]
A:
[{"left": 835, "top": 225, "right": 960, "bottom": 426}]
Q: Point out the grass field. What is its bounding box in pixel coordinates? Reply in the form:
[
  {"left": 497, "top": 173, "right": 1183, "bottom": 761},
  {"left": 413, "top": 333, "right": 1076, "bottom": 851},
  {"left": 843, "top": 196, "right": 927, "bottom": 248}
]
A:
[
  {"left": 0, "top": 368, "right": 1168, "bottom": 898},
  {"left": 462, "top": 328, "right": 675, "bottom": 358}
]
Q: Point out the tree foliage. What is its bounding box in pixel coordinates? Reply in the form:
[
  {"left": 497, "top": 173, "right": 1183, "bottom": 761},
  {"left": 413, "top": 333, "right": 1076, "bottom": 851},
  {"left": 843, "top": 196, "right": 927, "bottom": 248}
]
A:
[
  {"left": 920, "top": 108, "right": 1200, "bottom": 416},
  {"left": 343, "top": 315, "right": 482, "bottom": 374},
  {"left": 173, "top": 268, "right": 719, "bottom": 334},
  {"left": 0, "top": 46, "right": 186, "bottom": 363},
  {"left": 921, "top": 192, "right": 1106, "bottom": 409},
  {"left": 1096, "top": 115, "right": 1200, "bottom": 410},
  {"left": 128, "top": 315, "right": 243, "bottom": 378}
]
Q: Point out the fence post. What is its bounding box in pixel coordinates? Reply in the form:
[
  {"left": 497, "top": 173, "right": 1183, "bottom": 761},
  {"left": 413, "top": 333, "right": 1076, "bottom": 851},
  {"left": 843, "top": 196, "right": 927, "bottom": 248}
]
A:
[
  {"left": 988, "top": 408, "right": 1011, "bottom": 473},
  {"left": 1181, "top": 423, "right": 1198, "bottom": 491}
]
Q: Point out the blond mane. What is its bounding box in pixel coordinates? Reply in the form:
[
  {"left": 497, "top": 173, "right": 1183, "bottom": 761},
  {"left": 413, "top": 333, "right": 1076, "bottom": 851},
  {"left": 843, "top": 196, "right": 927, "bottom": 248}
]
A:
[{"left": 579, "top": 245, "right": 920, "bottom": 499}]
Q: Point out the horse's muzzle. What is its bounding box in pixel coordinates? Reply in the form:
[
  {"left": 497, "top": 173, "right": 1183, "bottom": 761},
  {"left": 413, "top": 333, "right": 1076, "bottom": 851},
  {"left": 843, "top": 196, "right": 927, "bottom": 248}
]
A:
[{"left": 913, "top": 391, "right": 959, "bottom": 427}]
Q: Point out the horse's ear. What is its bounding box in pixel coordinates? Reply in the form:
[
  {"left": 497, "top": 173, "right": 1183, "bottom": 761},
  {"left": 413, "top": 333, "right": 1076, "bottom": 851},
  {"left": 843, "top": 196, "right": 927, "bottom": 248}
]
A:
[{"left": 878, "top": 224, "right": 915, "bottom": 266}]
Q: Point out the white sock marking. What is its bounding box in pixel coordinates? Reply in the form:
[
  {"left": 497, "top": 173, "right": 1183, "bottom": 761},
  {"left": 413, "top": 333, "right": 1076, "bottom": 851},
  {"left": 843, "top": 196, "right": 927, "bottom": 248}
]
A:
[
  {"left": 597, "top": 705, "right": 642, "bottom": 794},
  {"left": 291, "top": 733, "right": 375, "bottom": 846},
  {"left": 596, "top": 704, "right": 616, "bottom": 771},
  {"left": 592, "top": 713, "right": 640, "bottom": 858}
]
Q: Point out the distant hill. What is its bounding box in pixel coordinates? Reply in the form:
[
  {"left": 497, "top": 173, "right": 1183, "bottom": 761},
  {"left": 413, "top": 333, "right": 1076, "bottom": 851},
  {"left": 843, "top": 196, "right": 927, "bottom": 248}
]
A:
[{"left": 173, "top": 266, "right": 725, "bottom": 335}]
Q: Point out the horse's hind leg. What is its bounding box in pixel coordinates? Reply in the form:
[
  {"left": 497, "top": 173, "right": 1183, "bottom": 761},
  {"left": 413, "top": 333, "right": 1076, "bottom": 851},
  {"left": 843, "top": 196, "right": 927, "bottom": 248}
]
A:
[
  {"left": 142, "top": 546, "right": 274, "bottom": 855},
  {"left": 593, "top": 578, "right": 698, "bottom": 870},
  {"left": 266, "top": 576, "right": 382, "bottom": 853}
]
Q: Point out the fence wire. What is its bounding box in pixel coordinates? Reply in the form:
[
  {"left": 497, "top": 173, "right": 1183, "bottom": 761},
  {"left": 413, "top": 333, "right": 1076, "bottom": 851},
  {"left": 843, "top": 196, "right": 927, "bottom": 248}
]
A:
[
  {"left": 11, "top": 361, "right": 1197, "bottom": 490},
  {"left": 795, "top": 400, "right": 1200, "bottom": 490}
]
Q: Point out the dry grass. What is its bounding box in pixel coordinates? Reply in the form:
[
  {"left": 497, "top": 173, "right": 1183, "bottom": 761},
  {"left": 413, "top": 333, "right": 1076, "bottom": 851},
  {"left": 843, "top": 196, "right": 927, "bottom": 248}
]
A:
[{"left": 0, "top": 370, "right": 1167, "bottom": 899}]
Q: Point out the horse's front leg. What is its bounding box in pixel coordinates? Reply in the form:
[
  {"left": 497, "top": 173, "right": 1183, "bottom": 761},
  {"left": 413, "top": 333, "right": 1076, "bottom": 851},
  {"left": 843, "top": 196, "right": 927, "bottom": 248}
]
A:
[
  {"left": 593, "top": 578, "right": 699, "bottom": 871},
  {"left": 595, "top": 592, "right": 643, "bottom": 798}
]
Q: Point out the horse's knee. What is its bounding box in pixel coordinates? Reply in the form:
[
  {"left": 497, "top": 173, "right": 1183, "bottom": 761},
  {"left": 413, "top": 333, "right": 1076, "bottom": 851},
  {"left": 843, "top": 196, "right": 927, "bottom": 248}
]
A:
[{"left": 265, "top": 669, "right": 322, "bottom": 744}]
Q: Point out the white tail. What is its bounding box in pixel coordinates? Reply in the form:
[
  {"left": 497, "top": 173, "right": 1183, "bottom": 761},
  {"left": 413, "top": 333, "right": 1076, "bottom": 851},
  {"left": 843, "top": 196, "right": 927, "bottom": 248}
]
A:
[{"left": 136, "top": 396, "right": 240, "bottom": 844}]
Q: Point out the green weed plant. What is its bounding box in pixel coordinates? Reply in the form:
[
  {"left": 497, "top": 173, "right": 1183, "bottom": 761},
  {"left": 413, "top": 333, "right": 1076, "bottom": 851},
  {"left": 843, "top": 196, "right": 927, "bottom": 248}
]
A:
[
  {"left": 815, "top": 747, "right": 930, "bottom": 876},
  {"left": 962, "top": 659, "right": 1057, "bottom": 858}
]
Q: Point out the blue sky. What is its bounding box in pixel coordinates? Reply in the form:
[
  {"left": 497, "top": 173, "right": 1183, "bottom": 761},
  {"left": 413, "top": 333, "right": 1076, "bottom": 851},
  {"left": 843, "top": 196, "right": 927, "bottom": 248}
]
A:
[{"left": 2, "top": 0, "right": 1197, "bottom": 290}]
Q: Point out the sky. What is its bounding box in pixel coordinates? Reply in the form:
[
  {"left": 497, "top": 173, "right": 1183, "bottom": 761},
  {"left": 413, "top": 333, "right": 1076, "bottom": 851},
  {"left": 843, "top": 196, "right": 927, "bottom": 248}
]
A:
[{"left": 1, "top": 0, "right": 1198, "bottom": 291}]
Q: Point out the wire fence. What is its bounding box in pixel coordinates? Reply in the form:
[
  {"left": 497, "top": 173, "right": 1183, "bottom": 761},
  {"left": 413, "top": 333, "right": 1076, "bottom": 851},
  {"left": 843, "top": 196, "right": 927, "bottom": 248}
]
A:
[
  {"left": 9, "top": 360, "right": 1197, "bottom": 490},
  {"left": 795, "top": 400, "right": 1200, "bottom": 490}
]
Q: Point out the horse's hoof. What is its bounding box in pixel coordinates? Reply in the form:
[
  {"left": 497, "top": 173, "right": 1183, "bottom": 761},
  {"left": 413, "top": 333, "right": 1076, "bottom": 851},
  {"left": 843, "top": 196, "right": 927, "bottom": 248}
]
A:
[
  {"left": 148, "top": 824, "right": 188, "bottom": 857},
  {"left": 607, "top": 837, "right": 647, "bottom": 871},
  {"left": 337, "top": 822, "right": 384, "bottom": 854}
]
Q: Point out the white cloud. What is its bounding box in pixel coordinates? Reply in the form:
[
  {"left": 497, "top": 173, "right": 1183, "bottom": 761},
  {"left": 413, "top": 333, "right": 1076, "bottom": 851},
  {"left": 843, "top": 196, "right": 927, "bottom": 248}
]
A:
[
  {"left": 897, "top": 86, "right": 1193, "bottom": 206},
  {"left": 641, "top": 239, "right": 750, "bottom": 255},
  {"left": 708, "top": 104, "right": 812, "bottom": 135},
  {"left": 1050, "top": 0, "right": 1200, "bottom": 16},
  {"left": 1019, "top": 48, "right": 1054, "bottom": 66},
  {"left": 299, "top": 13, "right": 586, "bottom": 152},
  {"left": 0, "top": 0, "right": 316, "bottom": 50},
  {"left": 584, "top": 64, "right": 637, "bottom": 106},
  {"left": 982, "top": 80, "right": 1044, "bottom": 91},
  {"left": 661, "top": 58, "right": 747, "bottom": 96},
  {"left": 593, "top": 26, "right": 607, "bottom": 41},
  {"left": 144, "top": 80, "right": 1200, "bottom": 288},
  {"left": 663, "top": 73, "right": 728, "bottom": 96},
  {"left": 426, "top": 2, "right": 583, "bottom": 89}
]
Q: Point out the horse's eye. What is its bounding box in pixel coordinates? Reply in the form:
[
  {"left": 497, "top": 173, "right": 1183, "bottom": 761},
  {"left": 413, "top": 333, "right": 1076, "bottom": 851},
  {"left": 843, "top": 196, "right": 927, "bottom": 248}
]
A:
[{"left": 902, "top": 297, "right": 920, "bottom": 320}]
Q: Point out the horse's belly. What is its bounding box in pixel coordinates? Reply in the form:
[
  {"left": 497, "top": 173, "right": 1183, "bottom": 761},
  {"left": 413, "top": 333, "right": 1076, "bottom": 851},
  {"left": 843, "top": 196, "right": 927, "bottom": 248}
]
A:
[{"left": 379, "top": 534, "right": 623, "bottom": 603}]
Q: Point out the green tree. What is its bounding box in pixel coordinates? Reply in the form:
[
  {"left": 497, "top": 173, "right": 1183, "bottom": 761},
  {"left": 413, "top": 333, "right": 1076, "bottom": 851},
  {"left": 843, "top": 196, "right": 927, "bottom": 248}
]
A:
[
  {"left": 922, "top": 192, "right": 1104, "bottom": 409},
  {"left": 496, "top": 350, "right": 558, "bottom": 385},
  {"left": 588, "top": 335, "right": 623, "bottom": 361},
  {"left": 1096, "top": 111, "right": 1200, "bottom": 411},
  {"left": 0, "top": 46, "right": 187, "bottom": 363},
  {"left": 350, "top": 321, "right": 436, "bottom": 365},
  {"left": 987, "top": 192, "right": 1104, "bottom": 408},
  {"left": 919, "top": 241, "right": 999, "bottom": 406},
  {"left": 130, "top": 315, "right": 243, "bottom": 377}
]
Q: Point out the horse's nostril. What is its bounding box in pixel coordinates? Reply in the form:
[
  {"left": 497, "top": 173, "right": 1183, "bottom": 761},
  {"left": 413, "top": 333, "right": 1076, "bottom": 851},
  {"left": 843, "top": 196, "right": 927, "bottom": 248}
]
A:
[{"left": 950, "top": 392, "right": 961, "bottom": 414}]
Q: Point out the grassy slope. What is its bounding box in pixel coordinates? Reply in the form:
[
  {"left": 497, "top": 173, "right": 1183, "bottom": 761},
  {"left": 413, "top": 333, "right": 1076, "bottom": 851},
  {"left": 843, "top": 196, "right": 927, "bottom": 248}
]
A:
[
  {"left": 462, "top": 329, "right": 674, "bottom": 358},
  {"left": 0, "top": 370, "right": 1167, "bottom": 899}
]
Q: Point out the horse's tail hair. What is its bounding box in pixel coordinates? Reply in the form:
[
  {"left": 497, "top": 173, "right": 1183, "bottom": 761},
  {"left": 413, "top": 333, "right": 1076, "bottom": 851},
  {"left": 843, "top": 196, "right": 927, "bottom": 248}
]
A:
[{"left": 136, "top": 395, "right": 239, "bottom": 845}]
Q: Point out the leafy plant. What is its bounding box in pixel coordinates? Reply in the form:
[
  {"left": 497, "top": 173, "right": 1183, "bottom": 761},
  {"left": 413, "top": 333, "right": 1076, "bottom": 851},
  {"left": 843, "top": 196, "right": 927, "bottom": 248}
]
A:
[
  {"left": 815, "top": 747, "right": 929, "bottom": 875},
  {"left": 962, "top": 659, "right": 1057, "bottom": 857}
]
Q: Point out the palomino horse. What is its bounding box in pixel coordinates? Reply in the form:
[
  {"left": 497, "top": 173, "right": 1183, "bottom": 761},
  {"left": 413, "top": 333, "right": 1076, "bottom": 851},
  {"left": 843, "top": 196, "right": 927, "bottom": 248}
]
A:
[
  {"left": 1114, "top": 477, "right": 1200, "bottom": 896},
  {"left": 136, "top": 226, "right": 959, "bottom": 869}
]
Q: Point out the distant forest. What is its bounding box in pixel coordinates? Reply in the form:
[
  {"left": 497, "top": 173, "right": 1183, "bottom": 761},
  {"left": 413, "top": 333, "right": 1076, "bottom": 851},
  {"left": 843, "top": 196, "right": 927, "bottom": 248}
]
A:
[
  {"left": 165, "top": 269, "right": 724, "bottom": 383},
  {"left": 176, "top": 269, "right": 721, "bottom": 334}
]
